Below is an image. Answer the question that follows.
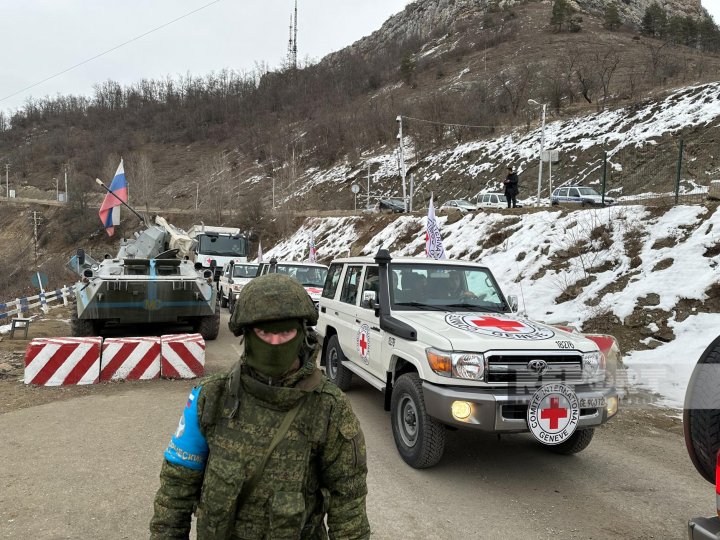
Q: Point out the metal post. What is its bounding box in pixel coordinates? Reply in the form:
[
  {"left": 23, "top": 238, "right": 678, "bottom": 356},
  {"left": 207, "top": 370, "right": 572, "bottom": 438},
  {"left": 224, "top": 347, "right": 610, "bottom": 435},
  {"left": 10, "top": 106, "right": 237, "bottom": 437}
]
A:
[
  {"left": 195, "top": 183, "right": 199, "bottom": 210},
  {"left": 5, "top": 163, "right": 8, "bottom": 198},
  {"left": 64, "top": 164, "right": 68, "bottom": 202},
  {"left": 397, "top": 115, "right": 408, "bottom": 212},
  {"left": 409, "top": 173, "right": 414, "bottom": 212},
  {"left": 536, "top": 104, "right": 546, "bottom": 207},
  {"left": 675, "top": 139, "right": 684, "bottom": 205},
  {"left": 367, "top": 165, "right": 370, "bottom": 210},
  {"left": 548, "top": 157, "right": 552, "bottom": 199},
  {"left": 601, "top": 151, "right": 607, "bottom": 205},
  {"left": 54, "top": 177, "right": 58, "bottom": 202}
]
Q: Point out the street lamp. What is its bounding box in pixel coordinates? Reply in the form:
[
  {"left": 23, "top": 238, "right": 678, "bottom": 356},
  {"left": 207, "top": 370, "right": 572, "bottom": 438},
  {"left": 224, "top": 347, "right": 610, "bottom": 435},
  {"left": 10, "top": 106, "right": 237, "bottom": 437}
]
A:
[{"left": 528, "top": 99, "right": 547, "bottom": 207}]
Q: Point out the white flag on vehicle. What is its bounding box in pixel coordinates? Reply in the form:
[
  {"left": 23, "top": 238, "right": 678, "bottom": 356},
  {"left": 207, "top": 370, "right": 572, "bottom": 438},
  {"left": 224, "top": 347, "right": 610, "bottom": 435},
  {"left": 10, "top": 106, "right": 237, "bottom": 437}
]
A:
[
  {"left": 308, "top": 232, "right": 317, "bottom": 263},
  {"left": 425, "top": 194, "right": 446, "bottom": 259}
]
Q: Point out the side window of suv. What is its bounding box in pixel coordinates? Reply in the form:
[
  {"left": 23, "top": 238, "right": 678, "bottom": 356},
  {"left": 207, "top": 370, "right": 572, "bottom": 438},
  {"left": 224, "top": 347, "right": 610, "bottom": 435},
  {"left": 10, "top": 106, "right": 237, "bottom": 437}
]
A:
[
  {"left": 322, "top": 263, "right": 343, "bottom": 299},
  {"left": 569, "top": 188, "right": 580, "bottom": 197},
  {"left": 340, "top": 265, "right": 363, "bottom": 305},
  {"left": 359, "top": 266, "right": 379, "bottom": 309}
]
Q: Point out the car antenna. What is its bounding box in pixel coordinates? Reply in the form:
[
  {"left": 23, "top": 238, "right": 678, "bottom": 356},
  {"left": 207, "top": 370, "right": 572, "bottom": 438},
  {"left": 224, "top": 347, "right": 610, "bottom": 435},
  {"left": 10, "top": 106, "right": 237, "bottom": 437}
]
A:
[{"left": 516, "top": 262, "right": 528, "bottom": 317}]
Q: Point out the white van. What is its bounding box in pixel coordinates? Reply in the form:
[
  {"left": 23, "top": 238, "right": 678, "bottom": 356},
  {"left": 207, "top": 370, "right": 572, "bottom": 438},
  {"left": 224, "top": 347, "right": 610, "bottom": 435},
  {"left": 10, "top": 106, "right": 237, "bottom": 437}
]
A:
[{"left": 476, "top": 192, "right": 507, "bottom": 209}]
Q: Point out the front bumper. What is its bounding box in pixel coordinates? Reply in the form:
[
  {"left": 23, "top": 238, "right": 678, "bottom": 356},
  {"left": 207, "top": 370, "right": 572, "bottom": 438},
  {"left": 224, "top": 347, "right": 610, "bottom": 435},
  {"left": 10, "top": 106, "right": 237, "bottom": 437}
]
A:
[
  {"left": 688, "top": 517, "right": 720, "bottom": 539},
  {"left": 422, "top": 381, "right": 617, "bottom": 432}
]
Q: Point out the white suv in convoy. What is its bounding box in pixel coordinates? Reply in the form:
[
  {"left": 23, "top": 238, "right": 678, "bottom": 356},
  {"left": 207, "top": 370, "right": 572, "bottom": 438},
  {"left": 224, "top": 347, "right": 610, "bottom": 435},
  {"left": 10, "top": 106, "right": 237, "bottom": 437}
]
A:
[
  {"left": 218, "top": 262, "right": 258, "bottom": 311},
  {"left": 316, "top": 250, "right": 620, "bottom": 468},
  {"left": 258, "top": 259, "right": 329, "bottom": 308}
]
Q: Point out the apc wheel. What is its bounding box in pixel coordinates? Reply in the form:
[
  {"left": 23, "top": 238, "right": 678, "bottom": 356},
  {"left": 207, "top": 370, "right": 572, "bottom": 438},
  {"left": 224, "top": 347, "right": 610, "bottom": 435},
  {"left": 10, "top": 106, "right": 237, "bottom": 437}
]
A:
[
  {"left": 197, "top": 311, "right": 220, "bottom": 340},
  {"left": 390, "top": 373, "right": 446, "bottom": 468},
  {"left": 227, "top": 294, "right": 236, "bottom": 315},
  {"left": 70, "top": 303, "right": 95, "bottom": 337},
  {"left": 683, "top": 335, "right": 720, "bottom": 484},
  {"left": 324, "top": 335, "right": 353, "bottom": 390},
  {"left": 219, "top": 290, "right": 228, "bottom": 308},
  {"left": 543, "top": 428, "right": 594, "bottom": 455}
]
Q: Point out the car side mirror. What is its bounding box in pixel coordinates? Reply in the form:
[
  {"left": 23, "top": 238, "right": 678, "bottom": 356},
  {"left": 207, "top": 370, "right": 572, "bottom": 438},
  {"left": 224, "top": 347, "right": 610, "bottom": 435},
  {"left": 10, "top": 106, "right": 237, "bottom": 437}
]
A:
[
  {"left": 209, "top": 259, "right": 217, "bottom": 269},
  {"left": 228, "top": 278, "right": 234, "bottom": 284},
  {"left": 507, "top": 295, "right": 519, "bottom": 312},
  {"left": 361, "top": 290, "right": 377, "bottom": 309},
  {"left": 77, "top": 248, "right": 86, "bottom": 266}
]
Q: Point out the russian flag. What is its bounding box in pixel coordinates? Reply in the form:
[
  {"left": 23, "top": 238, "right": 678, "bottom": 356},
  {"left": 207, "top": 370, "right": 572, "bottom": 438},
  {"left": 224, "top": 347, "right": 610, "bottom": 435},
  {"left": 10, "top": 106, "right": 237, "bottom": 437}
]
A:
[{"left": 98, "top": 160, "right": 128, "bottom": 236}]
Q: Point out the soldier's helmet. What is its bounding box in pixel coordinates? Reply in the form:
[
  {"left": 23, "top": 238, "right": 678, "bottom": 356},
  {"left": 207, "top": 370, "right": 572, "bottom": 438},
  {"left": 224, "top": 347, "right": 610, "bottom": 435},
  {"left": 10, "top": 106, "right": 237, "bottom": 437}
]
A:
[{"left": 229, "top": 273, "right": 318, "bottom": 335}]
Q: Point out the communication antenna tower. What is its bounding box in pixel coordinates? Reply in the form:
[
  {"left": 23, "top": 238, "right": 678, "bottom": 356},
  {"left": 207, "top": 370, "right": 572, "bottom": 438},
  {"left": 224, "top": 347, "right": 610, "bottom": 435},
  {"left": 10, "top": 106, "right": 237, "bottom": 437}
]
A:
[{"left": 286, "top": 0, "right": 298, "bottom": 69}]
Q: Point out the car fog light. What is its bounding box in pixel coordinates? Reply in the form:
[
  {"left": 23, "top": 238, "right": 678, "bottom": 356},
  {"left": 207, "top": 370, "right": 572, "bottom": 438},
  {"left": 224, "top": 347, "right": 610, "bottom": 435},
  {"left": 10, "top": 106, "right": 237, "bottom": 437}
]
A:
[
  {"left": 606, "top": 396, "right": 618, "bottom": 417},
  {"left": 451, "top": 401, "right": 472, "bottom": 420}
]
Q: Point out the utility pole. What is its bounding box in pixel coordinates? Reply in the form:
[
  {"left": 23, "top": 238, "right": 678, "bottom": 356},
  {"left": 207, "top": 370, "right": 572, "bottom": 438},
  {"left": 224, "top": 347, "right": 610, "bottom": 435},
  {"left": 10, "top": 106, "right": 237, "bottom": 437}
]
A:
[
  {"left": 64, "top": 164, "right": 68, "bottom": 202},
  {"left": 528, "top": 99, "right": 547, "bottom": 207},
  {"left": 396, "top": 115, "right": 408, "bottom": 212},
  {"left": 54, "top": 177, "right": 58, "bottom": 202},
  {"left": 292, "top": 0, "right": 298, "bottom": 69},
  {"left": 366, "top": 164, "right": 370, "bottom": 209},
  {"left": 5, "top": 163, "right": 8, "bottom": 198}
]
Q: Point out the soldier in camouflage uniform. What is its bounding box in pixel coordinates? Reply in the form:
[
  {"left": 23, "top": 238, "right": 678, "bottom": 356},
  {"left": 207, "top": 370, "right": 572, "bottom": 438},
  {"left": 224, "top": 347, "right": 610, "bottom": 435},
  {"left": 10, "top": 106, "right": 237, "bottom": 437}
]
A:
[{"left": 150, "top": 273, "right": 370, "bottom": 539}]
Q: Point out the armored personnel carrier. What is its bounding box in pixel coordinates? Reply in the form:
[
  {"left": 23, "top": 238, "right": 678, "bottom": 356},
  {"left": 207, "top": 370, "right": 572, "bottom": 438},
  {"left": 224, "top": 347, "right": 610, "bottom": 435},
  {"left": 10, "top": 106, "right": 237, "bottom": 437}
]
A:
[{"left": 69, "top": 217, "right": 220, "bottom": 339}]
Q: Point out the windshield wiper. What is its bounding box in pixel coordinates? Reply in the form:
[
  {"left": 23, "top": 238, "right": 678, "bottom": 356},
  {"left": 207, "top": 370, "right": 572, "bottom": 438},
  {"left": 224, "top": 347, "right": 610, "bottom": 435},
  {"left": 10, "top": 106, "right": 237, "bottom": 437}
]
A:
[
  {"left": 445, "top": 303, "right": 506, "bottom": 313},
  {"left": 394, "top": 301, "right": 448, "bottom": 311}
]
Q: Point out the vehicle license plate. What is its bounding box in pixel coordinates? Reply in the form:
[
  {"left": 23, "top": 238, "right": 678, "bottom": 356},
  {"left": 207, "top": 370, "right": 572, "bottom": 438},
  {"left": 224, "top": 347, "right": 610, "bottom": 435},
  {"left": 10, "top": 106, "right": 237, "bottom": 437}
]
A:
[{"left": 578, "top": 397, "right": 606, "bottom": 408}]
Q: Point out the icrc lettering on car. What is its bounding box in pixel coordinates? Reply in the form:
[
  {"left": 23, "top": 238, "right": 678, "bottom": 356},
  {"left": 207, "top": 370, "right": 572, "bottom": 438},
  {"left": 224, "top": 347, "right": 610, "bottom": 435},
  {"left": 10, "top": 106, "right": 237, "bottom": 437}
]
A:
[{"left": 316, "top": 249, "right": 621, "bottom": 469}]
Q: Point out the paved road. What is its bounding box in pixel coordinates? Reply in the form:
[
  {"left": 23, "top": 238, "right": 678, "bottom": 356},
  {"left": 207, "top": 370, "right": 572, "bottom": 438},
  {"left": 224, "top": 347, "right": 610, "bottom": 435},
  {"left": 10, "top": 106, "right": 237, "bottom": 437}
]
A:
[{"left": 0, "top": 313, "right": 713, "bottom": 539}]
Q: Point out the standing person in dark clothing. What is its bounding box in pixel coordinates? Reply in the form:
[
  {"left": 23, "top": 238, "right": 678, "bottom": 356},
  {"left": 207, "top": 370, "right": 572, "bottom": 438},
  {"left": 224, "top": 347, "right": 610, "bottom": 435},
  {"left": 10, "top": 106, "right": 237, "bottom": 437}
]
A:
[
  {"left": 504, "top": 166, "right": 519, "bottom": 208},
  {"left": 150, "top": 273, "right": 370, "bottom": 540}
]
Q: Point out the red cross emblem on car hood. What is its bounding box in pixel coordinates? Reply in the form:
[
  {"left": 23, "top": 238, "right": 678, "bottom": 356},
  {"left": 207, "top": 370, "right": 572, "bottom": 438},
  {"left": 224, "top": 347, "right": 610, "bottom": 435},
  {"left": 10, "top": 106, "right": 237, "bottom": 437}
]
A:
[{"left": 470, "top": 316, "right": 525, "bottom": 332}]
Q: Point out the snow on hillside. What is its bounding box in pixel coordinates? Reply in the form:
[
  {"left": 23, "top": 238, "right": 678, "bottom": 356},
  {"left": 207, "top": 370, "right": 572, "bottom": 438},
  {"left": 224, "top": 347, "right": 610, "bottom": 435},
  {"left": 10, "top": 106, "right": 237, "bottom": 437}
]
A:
[
  {"left": 291, "top": 81, "right": 720, "bottom": 203},
  {"left": 264, "top": 204, "right": 720, "bottom": 408}
]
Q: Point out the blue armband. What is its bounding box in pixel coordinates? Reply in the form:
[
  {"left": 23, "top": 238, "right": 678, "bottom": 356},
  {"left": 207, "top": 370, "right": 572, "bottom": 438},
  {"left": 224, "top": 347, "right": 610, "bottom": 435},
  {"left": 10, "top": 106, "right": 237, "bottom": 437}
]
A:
[{"left": 164, "top": 386, "right": 209, "bottom": 470}]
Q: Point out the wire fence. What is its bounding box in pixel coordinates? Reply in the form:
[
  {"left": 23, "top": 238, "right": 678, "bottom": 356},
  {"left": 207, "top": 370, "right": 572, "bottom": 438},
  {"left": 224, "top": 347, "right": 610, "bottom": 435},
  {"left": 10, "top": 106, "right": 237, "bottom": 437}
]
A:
[{"left": 593, "top": 137, "right": 720, "bottom": 206}]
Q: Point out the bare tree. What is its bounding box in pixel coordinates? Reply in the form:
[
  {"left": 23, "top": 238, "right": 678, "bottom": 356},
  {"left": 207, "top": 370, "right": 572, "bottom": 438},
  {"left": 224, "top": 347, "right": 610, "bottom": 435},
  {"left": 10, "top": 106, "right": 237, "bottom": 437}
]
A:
[
  {"left": 127, "top": 152, "right": 155, "bottom": 215},
  {"left": 594, "top": 48, "right": 622, "bottom": 109}
]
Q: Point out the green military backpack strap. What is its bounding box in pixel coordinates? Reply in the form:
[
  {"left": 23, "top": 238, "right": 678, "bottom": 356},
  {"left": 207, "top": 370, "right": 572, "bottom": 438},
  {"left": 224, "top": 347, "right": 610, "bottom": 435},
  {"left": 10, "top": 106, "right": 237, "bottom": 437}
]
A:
[{"left": 235, "top": 394, "right": 308, "bottom": 511}]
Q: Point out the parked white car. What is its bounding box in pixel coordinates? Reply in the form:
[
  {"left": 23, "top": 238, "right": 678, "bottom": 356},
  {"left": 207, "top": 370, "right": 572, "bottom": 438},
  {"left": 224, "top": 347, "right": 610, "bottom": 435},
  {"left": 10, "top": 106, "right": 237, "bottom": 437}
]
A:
[
  {"left": 439, "top": 199, "right": 477, "bottom": 213},
  {"left": 476, "top": 192, "right": 508, "bottom": 209},
  {"left": 551, "top": 186, "right": 615, "bottom": 206},
  {"left": 218, "top": 262, "right": 258, "bottom": 310},
  {"left": 258, "top": 260, "right": 329, "bottom": 308}
]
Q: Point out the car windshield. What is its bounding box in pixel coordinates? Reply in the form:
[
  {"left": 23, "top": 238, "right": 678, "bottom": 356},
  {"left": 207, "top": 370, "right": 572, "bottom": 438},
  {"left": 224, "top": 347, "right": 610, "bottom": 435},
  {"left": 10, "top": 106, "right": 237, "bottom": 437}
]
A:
[
  {"left": 455, "top": 200, "right": 475, "bottom": 208},
  {"left": 276, "top": 264, "right": 328, "bottom": 287},
  {"left": 389, "top": 263, "right": 507, "bottom": 312},
  {"left": 197, "top": 234, "right": 247, "bottom": 257},
  {"left": 232, "top": 264, "right": 257, "bottom": 278},
  {"left": 577, "top": 187, "right": 600, "bottom": 196}
]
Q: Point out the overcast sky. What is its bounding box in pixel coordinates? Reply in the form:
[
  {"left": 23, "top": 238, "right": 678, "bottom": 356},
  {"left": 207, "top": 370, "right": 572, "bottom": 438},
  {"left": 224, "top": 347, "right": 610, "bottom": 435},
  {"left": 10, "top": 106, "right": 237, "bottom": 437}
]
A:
[
  {"left": 1, "top": 0, "right": 718, "bottom": 116},
  {"left": 0, "top": 0, "right": 411, "bottom": 114}
]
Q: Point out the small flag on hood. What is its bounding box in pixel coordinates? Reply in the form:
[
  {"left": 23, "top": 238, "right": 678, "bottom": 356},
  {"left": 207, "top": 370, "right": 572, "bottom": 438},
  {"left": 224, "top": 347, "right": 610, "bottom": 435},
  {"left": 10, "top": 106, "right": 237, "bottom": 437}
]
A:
[
  {"left": 257, "top": 240, "right": 264, "bottom": 263},
  {"left": 308, "top": 232, "right": 317, "bottom": 263},
  {"left": 98, "top": 160, "right": 128, "bottom": 237},
  {"left": 425, "top": 194, "right": 446, "bottom": 259}
]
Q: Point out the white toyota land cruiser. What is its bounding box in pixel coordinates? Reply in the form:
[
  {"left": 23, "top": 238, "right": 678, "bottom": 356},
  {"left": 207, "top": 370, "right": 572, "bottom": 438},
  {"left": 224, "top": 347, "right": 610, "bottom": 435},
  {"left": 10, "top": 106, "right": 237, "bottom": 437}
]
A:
[{"left": 316, "top": 249, "right": 620, "bottom": 468}]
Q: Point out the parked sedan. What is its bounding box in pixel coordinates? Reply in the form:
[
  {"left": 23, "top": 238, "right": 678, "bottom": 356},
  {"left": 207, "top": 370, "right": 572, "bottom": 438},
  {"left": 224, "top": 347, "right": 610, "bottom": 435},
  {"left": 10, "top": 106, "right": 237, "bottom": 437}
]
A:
[
  {"left": 439, "top": 199, "right": 477, "bottom": 213},
  {"left": 377, "top": 198, "right": 407, "bottom": 213},
  {"left": 551, "top": 186, "right": 615, "bottom": 206}
]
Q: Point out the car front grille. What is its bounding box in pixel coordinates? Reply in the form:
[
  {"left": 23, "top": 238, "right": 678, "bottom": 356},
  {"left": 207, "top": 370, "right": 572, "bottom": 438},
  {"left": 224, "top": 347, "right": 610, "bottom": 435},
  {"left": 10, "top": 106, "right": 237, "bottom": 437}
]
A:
[{"left": 486, "top": 353, "right": 583, "bottom": 385}]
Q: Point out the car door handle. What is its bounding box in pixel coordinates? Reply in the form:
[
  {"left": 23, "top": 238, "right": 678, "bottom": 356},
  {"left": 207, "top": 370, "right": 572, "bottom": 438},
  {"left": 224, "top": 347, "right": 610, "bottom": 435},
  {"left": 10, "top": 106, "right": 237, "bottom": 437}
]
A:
[
  {"left": 371, "top": 326, "right": 380, "bottom": 332},
  {"left": 355, "top": 319, "right": 361, "bottom": 323},
  {"left": 320, "top": 306, "right": 326, "bottom": 313}
]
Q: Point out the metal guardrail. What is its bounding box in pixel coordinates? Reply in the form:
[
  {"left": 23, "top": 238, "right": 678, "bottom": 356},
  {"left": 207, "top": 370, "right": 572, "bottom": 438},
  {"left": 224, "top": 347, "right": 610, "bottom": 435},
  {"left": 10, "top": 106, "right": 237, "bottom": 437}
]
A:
[{"left": 0, "top": 286, "right": 76, "bottom": 322}]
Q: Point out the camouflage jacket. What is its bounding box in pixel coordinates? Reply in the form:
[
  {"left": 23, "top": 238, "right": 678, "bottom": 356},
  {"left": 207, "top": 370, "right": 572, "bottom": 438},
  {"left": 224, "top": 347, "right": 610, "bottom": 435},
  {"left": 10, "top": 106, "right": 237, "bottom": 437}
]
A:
[{"left": 150, "top": 340, "right": 370, "bottom": 540}]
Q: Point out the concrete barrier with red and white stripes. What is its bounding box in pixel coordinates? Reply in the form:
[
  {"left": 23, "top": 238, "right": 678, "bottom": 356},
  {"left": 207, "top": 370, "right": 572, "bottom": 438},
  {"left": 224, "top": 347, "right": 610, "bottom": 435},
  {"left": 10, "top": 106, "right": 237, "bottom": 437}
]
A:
[
  {"left": 24, "top": 337, "right": 102, "bottom": 386},
  {"left": 100, "top": 337, "right": 161, "bottom": 381},
  {"left": 160, "top": 333, "right": 205, "bottom": 379}
]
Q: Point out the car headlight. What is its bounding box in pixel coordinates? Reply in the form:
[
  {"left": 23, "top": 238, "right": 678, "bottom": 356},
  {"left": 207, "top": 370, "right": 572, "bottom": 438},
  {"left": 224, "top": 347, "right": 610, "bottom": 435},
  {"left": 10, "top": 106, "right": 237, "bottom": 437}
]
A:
[
  {"left": 582, "top": 351, "right": 604, "bottom": 381},
  {"left": 426, "top": 348, "right": 485, "bottom": 380}
]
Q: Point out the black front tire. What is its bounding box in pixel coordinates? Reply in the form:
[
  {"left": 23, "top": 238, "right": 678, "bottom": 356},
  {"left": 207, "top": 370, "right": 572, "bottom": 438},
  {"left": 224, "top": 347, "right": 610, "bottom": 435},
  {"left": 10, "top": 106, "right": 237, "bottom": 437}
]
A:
[
  {"left": 219, "top": 289, "right": 228, "bottom": 308},
  {"left": 544, "top": 428, "right": 595, "bottom": 455},
  {"left": 390, "top": 373, "right": 446, "bottom": 468},
  {"left": 197, "top": 311, "right": 220, "bottom": 340},
  {"left": 70, "top": 303, "right": 95, "bottom": 337},
  {"left": 683, "top": 335, "right": 720, "bottom": 483},
  {"left": 324, "top": 335, "right": 353, "bottom": 391}
]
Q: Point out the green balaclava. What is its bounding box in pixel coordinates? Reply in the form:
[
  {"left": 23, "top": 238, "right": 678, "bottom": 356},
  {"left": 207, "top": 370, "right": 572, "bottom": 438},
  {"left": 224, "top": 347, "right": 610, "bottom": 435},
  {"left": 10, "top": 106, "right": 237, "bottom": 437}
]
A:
[{"left": 244, "top": 319, "right": 305, "bottom": 379}]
